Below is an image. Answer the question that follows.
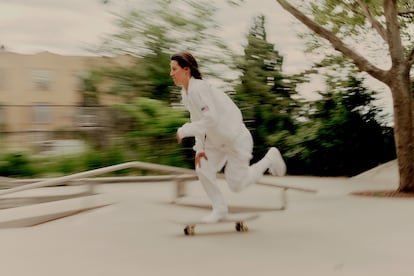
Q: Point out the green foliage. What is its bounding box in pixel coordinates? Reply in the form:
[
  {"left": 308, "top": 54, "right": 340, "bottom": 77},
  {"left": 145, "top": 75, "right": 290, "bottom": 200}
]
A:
[
  {"left": 296, "top": 0, "right": 413, "bottom": 81},
  {"left": 234, "top": 15, "right": 302, "bottom": 161},
  {"left": 33, "top": 155, "right": 85, "bottom": 176},
  {"left": 55, "top": 158, "right": 82, "bottom": 175},
  {"left": 0, "top": 152, "right": 35, "bottom": 177},
  {"left": 84, "top": 148, "right": 131, "bottom": 175},
  {"left": 38, "top": 148, "right": 131, "bottom": 177},
  {"left": 91, "top": 0, "right": 235, "bottom": 104},
  {"left": 287, "top": 74, "right": 396, "bottom": 176},
  {"left": 80, "top": 70, "right": 101, "bottom": 106},
  {"left": 311, "top": 0, "right": 372, "bottom": 37},
  {"left": 112, "top": 97, "right": 192, "bottom": 168},
  {"left": 116, "top": 97, "right": 187, "bottom": 137},
  {"left": 397, "top": 0, "right": 414, "bottom": 35}
]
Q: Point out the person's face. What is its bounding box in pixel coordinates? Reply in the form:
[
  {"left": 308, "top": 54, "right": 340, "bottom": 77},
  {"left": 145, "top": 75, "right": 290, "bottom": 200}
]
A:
[{"left": 170, "top": 60, "right": 190, "bottom": 86}]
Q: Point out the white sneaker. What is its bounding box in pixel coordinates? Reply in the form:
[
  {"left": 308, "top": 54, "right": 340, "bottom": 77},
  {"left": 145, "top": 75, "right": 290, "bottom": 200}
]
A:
[
  {"left": 201, "top": 210, "right": 228, "bottom": 223},
  {"left": 265, "top": 147, "right": 287, "bottom": 176}
]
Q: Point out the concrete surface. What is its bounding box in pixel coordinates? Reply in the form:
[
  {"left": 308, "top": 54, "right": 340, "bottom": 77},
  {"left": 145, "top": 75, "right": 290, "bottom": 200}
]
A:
[{"left": 1, "top": 161, "right": 413, "bottom": 276}]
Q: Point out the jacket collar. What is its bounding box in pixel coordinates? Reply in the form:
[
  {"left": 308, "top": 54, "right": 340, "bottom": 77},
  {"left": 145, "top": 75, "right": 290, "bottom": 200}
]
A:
[{"left": 183, "top": 76, "right": 196, "bottom": 95}]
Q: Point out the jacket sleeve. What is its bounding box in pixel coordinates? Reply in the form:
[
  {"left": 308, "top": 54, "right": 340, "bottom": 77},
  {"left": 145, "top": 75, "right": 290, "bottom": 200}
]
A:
[
  {"left": 177, "top": 81, "right": 218, "bottom": 151},
  {"left": 193, "top": 135, "right": 205, "bottom": 153}
]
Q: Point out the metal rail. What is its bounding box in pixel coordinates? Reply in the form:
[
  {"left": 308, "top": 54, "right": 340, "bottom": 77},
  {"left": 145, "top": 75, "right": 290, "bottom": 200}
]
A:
[
  {"left": 0, "top": 161, "right": 196, "bottom": 197},
  {"left": 0, "top": 161, "right": 316, "bottom": 211}
]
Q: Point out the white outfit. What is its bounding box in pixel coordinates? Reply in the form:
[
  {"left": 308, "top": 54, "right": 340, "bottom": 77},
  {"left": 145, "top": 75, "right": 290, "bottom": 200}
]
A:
[{"left": 177, "top": 77, "right": 284, "bottom": 222}]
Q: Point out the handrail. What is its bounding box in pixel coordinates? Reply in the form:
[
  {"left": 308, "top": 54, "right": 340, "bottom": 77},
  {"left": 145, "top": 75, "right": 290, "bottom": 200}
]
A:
[
  {"left": 0, "top": 161, "right": 196, "bottom": 197},
  {"left": 0, "top": 160, "right": 316, "bottom": 198}
]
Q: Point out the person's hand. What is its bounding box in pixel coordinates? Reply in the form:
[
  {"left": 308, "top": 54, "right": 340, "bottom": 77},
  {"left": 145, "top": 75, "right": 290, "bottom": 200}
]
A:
[
  {"left": 195, "top": 152, "right": 208, "bottom": 168},
  {"left": 176, "top": 132, "right": 182, "bottom": 144}
]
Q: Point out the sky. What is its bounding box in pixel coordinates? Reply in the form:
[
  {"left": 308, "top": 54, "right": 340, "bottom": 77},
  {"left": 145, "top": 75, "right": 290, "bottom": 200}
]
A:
[
  {"left": 0, "top": 0, "right": 393, "bottom": 116},
  {"left": 0, "top": 0, "right": 311, "bottom": 72}
]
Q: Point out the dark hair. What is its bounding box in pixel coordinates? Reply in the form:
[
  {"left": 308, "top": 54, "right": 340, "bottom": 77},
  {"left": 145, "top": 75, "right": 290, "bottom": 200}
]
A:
[{"left": 170, "top": 52, "right": 203, "bottom": 79}]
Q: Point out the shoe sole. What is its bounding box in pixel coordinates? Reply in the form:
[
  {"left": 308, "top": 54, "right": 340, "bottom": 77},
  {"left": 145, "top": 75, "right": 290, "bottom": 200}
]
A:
[{"left": 268, "top": 148, "right": 286, "bottom": 176}]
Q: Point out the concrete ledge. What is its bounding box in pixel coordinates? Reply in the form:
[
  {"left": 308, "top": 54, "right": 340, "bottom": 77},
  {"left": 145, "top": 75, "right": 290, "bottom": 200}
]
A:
[
  {"left": 0, "top": 190, "right": 94, "bottom": 209},
  {"left": 0, "top": 194, "right": 112, "bottom": 229}
]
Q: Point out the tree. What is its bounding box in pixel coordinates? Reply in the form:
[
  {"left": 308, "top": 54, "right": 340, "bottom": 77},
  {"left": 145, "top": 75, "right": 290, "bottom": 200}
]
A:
[
  {"left": 293, "top": 74, "right": 396, "bottom": 176},
  {"left": 94, "top": 0, "right": 234, "bottom": 103},
  {"left": 234, "top": 15, "right": 301, "bottom": 162},
  {"left": 113, "top": 97, "right": 190, "bottom": 166},
  {"left": 275, "top": 0, "right": 414, "bottom": 192}
]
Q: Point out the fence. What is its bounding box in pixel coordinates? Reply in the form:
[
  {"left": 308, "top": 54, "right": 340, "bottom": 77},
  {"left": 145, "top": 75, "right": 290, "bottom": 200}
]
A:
[{"left": 0, "top": 105, "right": 110, "bottom": 152}]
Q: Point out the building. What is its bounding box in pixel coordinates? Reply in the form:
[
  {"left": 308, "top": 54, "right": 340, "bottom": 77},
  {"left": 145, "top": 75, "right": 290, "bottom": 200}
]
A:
[{"left": 0, "top": 51, "right": 135, "bottom": 153}]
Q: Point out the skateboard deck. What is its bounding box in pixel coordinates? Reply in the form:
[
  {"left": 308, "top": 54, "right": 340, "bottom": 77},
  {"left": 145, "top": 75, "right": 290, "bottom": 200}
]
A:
[{"left": 173, "top": 213, "right": 259, "bottom": 236}]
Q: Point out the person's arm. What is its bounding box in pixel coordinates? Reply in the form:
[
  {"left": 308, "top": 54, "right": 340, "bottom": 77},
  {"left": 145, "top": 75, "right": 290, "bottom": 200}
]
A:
[
  {"left": 193, "top": 135, "right": 205, "bottom": 153},
  {"left": 177, "top": 81, "right": 218, "bottom": 140},
  {"left": 176, "top": 132, "right": 204, "bottom": 153}
]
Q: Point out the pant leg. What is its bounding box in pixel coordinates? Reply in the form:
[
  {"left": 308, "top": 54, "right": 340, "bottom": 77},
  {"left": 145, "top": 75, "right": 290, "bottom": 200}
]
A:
[
  {"left": 225, "top": 128, "right": 270, "bottom": 192},
  {"left": 195, "top": 146, "right": 228, "bottom": 214}
]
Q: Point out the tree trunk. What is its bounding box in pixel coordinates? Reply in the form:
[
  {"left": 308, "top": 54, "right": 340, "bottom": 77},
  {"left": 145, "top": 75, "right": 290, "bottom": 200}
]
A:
[
  {"left": 388, "top": 70, "right": 414, "bottom": 192},
  {"left": 274, "top": 0, "right": 414, "bottom": 191}
]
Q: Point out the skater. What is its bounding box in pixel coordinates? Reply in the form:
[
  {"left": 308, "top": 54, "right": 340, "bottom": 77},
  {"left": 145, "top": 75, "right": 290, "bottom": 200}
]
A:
[{"left": 170, "top": 51, "right": 286, "bottom": 223}]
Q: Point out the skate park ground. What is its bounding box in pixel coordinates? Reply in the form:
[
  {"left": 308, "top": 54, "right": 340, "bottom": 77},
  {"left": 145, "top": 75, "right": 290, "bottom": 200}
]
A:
[{"left": 1, "top": 160, "right": 413, "bottom": 276}]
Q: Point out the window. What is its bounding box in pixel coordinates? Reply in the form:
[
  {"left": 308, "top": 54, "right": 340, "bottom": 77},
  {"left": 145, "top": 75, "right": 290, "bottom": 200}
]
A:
[
  {"left": 0, "top": 68, "right": 6, "bottom": 90},
  {"left": 75, "top": 106, "right": 98, "bottom": 127},
  {"left": 32, "top": 104, "right": 51, "bottom": 124},
  {"left": 32, "top": 70, "right": 53, "bottom": 91}
]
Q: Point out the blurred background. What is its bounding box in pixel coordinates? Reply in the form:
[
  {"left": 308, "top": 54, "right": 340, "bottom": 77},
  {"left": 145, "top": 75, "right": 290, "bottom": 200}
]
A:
[{"left": 0, "top": 0, "right": 396, "bottom": 179}]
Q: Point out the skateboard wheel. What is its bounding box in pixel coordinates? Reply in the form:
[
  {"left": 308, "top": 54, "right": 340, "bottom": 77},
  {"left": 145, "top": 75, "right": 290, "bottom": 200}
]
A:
[
  {"left": 235, "top": 222, "right": 248, "bottom": 232},
  {"left": 235, "top": 222, "right": 241, "bottom": 231},
  {"left": 184, "top": 225, "right": 195, "bottom": 236}
]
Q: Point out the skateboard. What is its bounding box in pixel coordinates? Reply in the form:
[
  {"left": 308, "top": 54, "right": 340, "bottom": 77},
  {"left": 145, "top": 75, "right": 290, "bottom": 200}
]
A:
[{"left": 173, "top": 213, "right": 259, "bottom": 236}]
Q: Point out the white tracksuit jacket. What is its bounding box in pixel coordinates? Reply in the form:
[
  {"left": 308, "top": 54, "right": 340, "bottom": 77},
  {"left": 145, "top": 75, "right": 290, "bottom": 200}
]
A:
[
  {"left": 177, "top": 77, "right": 270, "bottom": 214},
  {"left": 177, "top": 77, "right": 245, "bottom": 152}
]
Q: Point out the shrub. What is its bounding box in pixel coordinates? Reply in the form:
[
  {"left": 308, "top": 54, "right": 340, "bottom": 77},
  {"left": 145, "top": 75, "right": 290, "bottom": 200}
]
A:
[{"left": 0, "top": 152, "right": 35, "bottom": 177}]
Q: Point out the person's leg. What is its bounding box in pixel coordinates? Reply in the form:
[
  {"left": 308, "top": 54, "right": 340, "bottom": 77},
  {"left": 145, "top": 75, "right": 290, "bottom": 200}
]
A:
[
  {"left": 265, "top": 147, "right": 286, "bottom": 176},
  {"left": 225, "top": 128, "right": 268, "bottom": 192},
  {"left": 195, "top": 146, "right": 228, "bottom": 222},
  {"left": 225, "top": 129, "right": 286, "bottom": 192}
]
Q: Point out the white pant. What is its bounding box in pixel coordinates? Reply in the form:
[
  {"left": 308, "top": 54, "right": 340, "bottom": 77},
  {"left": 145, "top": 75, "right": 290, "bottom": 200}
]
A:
[{"left": 195, "top": 128, "right": 270, "bottom": 214}]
